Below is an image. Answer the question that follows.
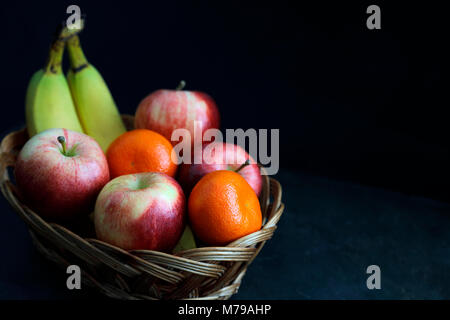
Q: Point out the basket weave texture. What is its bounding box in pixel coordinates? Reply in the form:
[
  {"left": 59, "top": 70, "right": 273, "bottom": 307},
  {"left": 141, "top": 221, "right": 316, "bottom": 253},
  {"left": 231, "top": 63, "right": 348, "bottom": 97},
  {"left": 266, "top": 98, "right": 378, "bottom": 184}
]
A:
[{"left": 0, "top": 115, "right": 284, "bottom": 300}]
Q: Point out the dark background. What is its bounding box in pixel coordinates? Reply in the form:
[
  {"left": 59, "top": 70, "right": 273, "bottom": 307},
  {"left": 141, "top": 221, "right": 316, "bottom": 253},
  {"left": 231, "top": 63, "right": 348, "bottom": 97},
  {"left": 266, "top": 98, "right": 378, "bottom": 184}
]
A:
[
  {"left": 1, "top": 1, "right": 448, "bottom": 201},
  {"left": 1, "top": 1, "right": 450, "bottom": 300}
]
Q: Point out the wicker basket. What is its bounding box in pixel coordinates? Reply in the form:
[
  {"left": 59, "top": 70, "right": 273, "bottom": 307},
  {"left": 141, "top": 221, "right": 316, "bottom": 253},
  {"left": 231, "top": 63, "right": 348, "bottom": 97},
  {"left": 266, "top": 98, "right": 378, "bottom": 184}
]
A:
[{"left": 0, "top": 115, "right": 284, "bottom": 300}]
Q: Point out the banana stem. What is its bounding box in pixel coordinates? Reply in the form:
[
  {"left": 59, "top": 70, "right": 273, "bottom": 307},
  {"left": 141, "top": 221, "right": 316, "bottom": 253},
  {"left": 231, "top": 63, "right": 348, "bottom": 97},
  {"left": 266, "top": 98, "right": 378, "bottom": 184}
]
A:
[
  {"left": 57, "top": 136, "right": 67, "bottom": 155},
  {"left": 67, "top": 35, "right": 89, "bottom": 72},
  {"left": 44, "top": 38, "right": 65, "bottom": 74},
  {"left": 44, "top": 21, "right": 85, "bottom": 74}
]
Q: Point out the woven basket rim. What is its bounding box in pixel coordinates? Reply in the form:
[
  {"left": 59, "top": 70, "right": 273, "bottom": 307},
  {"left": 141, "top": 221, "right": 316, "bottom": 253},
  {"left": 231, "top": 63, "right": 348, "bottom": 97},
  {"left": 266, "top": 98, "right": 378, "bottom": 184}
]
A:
[{"left": 0, "top": 116, "right": 285, "bottom": 300}]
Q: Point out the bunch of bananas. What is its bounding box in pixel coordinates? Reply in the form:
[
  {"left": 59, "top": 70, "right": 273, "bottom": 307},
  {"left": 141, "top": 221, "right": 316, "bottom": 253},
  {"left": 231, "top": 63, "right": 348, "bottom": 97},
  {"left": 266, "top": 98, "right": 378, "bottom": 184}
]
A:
[
  {"left": 25, "top": 21, "right": 126, "bottom": 152},
  {"left": 24, "top": 21, "right": 197, "bottom": 252}
]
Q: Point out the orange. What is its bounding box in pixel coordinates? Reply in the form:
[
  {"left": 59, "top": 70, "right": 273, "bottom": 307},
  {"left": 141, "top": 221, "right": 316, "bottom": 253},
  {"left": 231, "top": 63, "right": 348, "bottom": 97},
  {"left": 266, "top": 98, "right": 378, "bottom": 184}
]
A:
[
  {"left": 188, "top": 170, "right": 262, "bottom": 245},
  {"left": 106, "top": 129, "right": 177, "bottom": 179}
]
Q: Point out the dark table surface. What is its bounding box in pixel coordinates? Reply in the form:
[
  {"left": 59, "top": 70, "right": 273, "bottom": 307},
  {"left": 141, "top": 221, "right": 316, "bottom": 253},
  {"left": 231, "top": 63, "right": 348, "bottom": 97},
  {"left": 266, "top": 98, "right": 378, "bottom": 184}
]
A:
[{"left": 1, "top": 165, "right": 450, "bottom": 300}]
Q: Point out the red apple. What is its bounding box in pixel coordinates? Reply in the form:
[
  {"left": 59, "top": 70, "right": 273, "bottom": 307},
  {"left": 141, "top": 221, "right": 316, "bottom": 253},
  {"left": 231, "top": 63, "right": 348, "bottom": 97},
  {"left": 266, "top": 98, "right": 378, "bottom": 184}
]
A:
[
  {"left": 94, "top": 172, "right": 186, "bottom": 251},
  {"left": 135, "top": 81, "right": 220, "bottom": 146},
  {"left": 14, "top": 128, "right": 110, "bottom": 221},
  {"left": 178, "top": 142, "right": 262, "bottom": 196}
]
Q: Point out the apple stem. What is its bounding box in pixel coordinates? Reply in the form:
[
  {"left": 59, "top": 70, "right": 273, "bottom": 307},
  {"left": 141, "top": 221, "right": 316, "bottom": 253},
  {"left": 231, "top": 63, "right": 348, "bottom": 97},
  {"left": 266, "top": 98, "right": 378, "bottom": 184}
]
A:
[
  {"left": 57, "top": 136, "right": 67, "bottom": 155},
  {"left": 176, "top": 80, "right": 186, "bottom": 91},
  {"left": 235, "top": 159, "right": 251, "bottom": 173}
]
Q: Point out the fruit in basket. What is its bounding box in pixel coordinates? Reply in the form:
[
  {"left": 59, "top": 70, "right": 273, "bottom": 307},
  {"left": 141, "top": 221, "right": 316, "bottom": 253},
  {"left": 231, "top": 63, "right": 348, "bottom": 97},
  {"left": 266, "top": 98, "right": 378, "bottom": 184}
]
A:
[
  {"left": 135, "top": 81, "right": 220, "bottom": 146},
  {"left": 66, "top": 34, "right": 126, "bottom": 152},
  {"left": 94, "top": 172, "right": 186, "bottom": 251},
  {"left": 25, "top": 28, "right": 84, "bottom": 137},
  {"left": 106, "top": 129, "right": 177, "bottom": 179},
  {"left": 178, "top": 142, "right": 262, "bottom": 196},
  {"left": 188, "top": 170, "right": 262, "bottom": 245},
  {"left": 14, "top": 128, "right": 109, "bottom": 221},
  {"left": 173, "top": 225, "right": 197, "bottom": 253}
]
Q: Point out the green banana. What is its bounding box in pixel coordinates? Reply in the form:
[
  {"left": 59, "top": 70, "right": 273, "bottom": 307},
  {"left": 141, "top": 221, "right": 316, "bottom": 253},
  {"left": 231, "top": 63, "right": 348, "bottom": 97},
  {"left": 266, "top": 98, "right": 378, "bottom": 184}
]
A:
[
  {"left": 173, "top": 225, "right": 197, "bottom": 253},
  {"left": 25, "top": 32, "right": 84, "bottom": 137},
  {"left": 66, "top": 35, "right": 126, "bottom": 152}
]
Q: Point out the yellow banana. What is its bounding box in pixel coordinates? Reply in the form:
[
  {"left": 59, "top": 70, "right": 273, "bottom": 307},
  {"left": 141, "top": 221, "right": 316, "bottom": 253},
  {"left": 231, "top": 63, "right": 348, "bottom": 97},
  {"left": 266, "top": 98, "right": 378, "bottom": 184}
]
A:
[
  {"left": 66, "top": 35, "right": 126, "bottom": 152},
  {"left": 25, "top": 32, "right": 84, "bottom": 137}
]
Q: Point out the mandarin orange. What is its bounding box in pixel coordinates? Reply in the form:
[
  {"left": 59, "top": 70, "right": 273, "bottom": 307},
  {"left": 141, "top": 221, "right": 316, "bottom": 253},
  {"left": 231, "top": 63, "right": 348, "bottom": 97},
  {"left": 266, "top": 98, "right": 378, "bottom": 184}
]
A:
[
  {"left": 106, "top": 129, "right": 177, "bottom": 179},
  {"left": 188, "top": 170, "right": 262, "bottom": 245}
]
